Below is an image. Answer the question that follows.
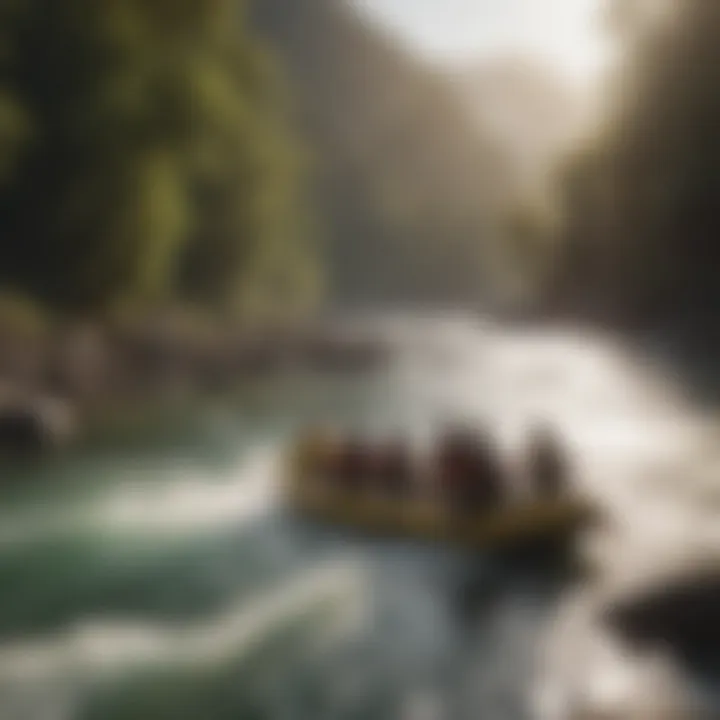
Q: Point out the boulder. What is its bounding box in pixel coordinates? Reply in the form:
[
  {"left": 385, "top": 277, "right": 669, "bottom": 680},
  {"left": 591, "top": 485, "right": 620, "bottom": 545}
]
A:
[
  {"left": 0, "top": 398, "right": 78, "bottom": 456},
  {"left": 603, "top": 559, "right": 720, "bottom": 661}
]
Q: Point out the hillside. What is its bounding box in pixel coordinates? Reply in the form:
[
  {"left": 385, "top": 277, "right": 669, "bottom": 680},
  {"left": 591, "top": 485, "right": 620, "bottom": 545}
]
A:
[{"left": 249, "top": 0, "right": 520, "bottom": 307}]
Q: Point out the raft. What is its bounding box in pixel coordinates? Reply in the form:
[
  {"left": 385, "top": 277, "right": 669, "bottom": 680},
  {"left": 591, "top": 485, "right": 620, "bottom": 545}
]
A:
[{"left": 284, "top": 452, "right": 598, "bottom": 553}]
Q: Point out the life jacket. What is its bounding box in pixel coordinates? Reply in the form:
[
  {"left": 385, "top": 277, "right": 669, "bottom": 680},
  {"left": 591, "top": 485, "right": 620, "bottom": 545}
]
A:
[
  {"left": 337, "top": 438, "right": 369, "bottom": 490},
  {"left": 438, "top": 431, "right": 503, "bottom": 510},
  {"left": 375, "top": 439, "right": 414, "bottom": 497},
  {"left": 437, "top": 434, "right": 473, "bottom": 491}
]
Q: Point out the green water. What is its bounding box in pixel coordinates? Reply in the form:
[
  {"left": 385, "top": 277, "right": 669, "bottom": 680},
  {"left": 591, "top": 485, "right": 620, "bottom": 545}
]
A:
[{"left": 0, "top": 361, "right": 576, "bottom": 720}]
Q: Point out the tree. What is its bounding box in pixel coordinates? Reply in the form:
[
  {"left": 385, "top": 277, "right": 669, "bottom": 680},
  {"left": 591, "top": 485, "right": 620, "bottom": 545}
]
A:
[{"left": 0, "top": 0, "right": 316, "bottom": 316}]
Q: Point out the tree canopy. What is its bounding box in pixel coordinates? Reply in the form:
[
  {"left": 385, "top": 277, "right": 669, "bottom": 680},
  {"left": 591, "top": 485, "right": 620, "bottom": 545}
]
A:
[{"left": 0, "top": 0, "right": 316, "bottom": 316}]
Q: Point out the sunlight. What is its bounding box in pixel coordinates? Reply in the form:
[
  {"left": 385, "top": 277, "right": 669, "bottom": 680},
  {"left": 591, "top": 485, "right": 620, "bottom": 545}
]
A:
[
  {"left": 521, "top": 0, "right": 609, "bottom": 84},
  {"left": 356, "top": 0, "right": 611, "bottom": 86}
]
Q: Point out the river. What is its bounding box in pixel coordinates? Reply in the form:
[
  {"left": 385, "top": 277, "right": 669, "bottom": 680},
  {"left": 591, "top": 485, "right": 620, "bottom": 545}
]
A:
[{"left": 0, "top": 317, "right": 718, "bottom": 720}]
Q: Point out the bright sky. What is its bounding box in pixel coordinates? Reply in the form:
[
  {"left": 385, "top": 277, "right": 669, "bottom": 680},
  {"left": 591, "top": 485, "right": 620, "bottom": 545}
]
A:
[{"left": 355, "top": 0, "right": 610, "bottom": 86}]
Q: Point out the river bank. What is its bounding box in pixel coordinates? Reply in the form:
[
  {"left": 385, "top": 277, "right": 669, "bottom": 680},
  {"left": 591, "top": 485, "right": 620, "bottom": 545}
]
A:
[{"left": 0, "top": 309, "right": 392, "bottom": 455}]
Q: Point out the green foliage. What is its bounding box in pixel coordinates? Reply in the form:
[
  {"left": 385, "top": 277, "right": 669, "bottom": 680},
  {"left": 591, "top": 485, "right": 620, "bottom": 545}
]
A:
[
  {"left": 0, "top": 92, "right": 30, "bottom": 183},
  {"left": 0, "top": 0, "right": 315, "bottom": 316}
]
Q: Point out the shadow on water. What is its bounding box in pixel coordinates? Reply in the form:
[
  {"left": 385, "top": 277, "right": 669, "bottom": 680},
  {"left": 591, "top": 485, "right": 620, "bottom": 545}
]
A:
[{"left": 451, "top": 542, "right": 588, "bottom": 627}]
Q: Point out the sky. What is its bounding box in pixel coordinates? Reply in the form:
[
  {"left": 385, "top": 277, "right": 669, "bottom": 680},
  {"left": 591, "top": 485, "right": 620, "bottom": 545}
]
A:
[{"left": 355, "top": 0, "right": 611, "bottom": 86}]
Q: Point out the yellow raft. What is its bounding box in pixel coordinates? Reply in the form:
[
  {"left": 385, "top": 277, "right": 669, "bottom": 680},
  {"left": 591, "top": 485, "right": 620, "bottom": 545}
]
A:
[{"left": 284, "top": 439, "right": 599, "bottom": 553}]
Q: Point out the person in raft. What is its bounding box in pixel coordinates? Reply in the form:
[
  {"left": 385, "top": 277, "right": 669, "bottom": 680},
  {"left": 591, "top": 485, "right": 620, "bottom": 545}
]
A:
[
  {"left": 525, "top": 421, "right": 569, "bottom": 499},
  {"left": 436, "top": 424, "right": 504, "bottom": 514},
  {"left": 372, "top": 436, "right": 415, "bottom": 500},
  {"left": 335, "top": 434, "right": 372, "bottom": 493}
]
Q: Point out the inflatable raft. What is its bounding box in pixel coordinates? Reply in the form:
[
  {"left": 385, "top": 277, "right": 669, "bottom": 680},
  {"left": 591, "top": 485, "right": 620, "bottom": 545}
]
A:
[{"left": 284, "top": 442, "right": 598, "bottom": 553}]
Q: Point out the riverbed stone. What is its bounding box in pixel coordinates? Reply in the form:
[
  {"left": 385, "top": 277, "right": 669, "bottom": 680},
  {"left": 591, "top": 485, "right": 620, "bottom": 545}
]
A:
[
  {"left": 0, "top": 397, "right": 78, "bottom": 455},
  {"left": 603, "top": 557, "right": 720, "bottom": 661}
]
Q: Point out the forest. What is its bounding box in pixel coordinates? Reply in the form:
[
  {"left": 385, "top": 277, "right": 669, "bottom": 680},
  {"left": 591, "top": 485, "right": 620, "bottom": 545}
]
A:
[
  {"left": 0, "top": 0, "right": 716, "bottom": 337},
  {"left": 0, "top": 0, "right": 316, "bottom": 319}
]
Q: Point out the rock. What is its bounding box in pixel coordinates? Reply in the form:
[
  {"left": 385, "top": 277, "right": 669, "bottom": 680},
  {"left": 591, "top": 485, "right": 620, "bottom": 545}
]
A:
[
  {"left": 301, "top": 333, "right": 389, "bottom": 373},
  {"left": 603, "top": 559, "right": 720, "bottom": 661},
  {"left": 0, "top": 398, "right": 78, "bottom": 456},
  {"left": 44, "top": 323, "right": 114, "bottom": 401},
  {"left": 534, "top": 585, "right": 718, "bottom": 720}
]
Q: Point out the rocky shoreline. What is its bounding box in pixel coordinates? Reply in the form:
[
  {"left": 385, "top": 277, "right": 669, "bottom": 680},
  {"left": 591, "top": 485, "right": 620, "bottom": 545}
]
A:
[{"left": 0, "top": 314, "right": 391, "bottom": 456}]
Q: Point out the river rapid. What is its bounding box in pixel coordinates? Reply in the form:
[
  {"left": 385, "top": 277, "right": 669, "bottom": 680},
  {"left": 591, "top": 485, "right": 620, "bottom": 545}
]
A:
[{"left": 0, "top": 316, "right": 717, "bottom": 720}]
